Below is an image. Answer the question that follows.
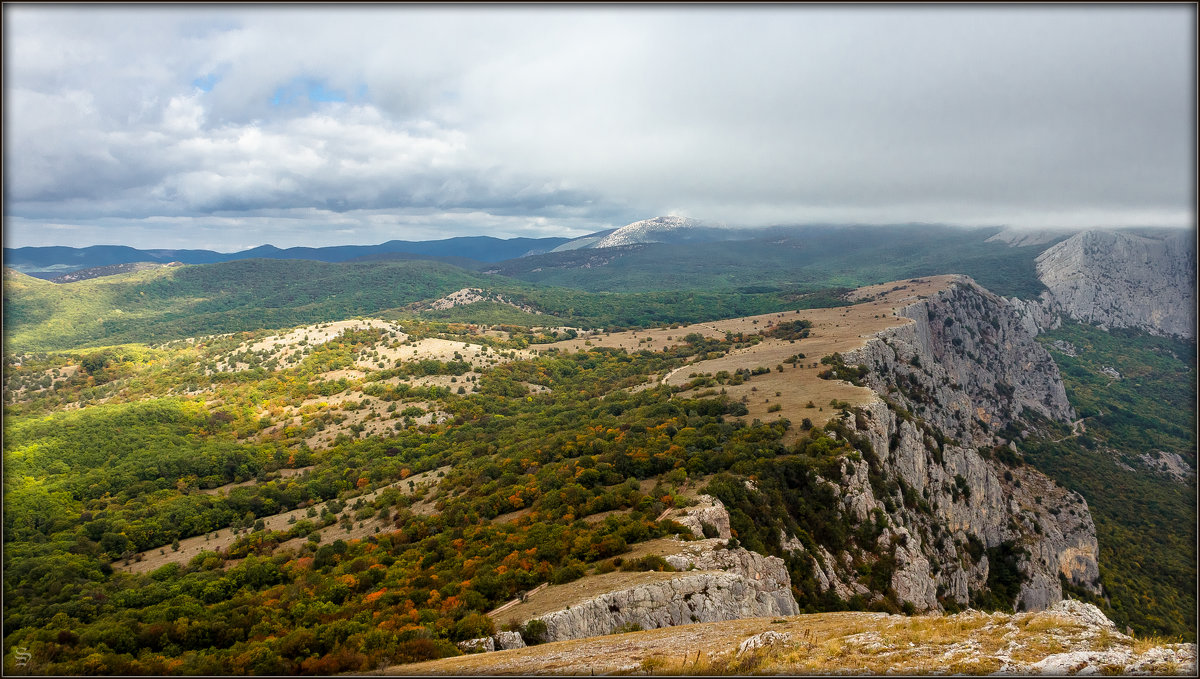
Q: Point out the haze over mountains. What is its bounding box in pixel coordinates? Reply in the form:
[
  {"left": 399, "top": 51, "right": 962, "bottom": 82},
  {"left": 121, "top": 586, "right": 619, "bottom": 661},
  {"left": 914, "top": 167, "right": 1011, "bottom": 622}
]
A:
[
  {"left": 3, "top": 236, "right": 571, "bottom": 278},
  {"left": 6, "top": 219, "right": 1194, "bottom": 342}
]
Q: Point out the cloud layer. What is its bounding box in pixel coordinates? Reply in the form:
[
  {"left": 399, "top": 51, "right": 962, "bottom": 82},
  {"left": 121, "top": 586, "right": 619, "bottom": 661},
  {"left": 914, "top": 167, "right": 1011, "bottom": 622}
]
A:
[{"left": 4, "top": 5, "right": 1195, "bottom": 249}]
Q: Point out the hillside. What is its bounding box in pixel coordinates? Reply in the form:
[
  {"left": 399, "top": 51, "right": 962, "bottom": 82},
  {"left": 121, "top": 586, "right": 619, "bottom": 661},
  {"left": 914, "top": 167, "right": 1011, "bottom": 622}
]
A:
[
  {"left": 489, "top": 224, "right": 1053, "bottom": 299},
  {"left": 2, "top": 259, "right": 494, "bottom": 353},
  {"left": 2, "top": 269, "right": 1193, "bottom": 674},
  {"left": 3, "top": 258, "right": 847, "bottom": 354}
]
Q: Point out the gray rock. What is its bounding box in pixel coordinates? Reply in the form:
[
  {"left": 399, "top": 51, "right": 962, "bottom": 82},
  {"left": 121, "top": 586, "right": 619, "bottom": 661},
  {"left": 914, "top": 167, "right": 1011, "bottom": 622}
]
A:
[
  {"left": 457, "top": 636, "right": 495, "bottom": 653},
  {"left": 668, "top": 495, "right": 732, "bottom": 539},
  {"left": 1034, "top": 229, "right": 1196, "bottom": 339},
  {"left": 493, "top": 630, "right": 526, "bottom": 650},
  {"left": 737, "top": 630, "right": 791, "bottom": 655},
  {"left": 523, "top": 530, "right": 797, "bottom": 644},
  {"left": 532, "top": 569, "right": 798, "bottom": 644},
  {"left": 824, "top": 276, "right": 1100, "bottom": 612}
]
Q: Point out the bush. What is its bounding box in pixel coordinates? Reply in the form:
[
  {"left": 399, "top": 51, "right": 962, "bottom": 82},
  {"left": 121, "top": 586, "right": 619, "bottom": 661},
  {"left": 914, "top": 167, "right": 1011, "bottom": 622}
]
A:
[
  {"left": 551, "top": 562, "right": 587, "bottom": 584},
  {"left": 611, "top": 621, "right": 644, "bottom": 634},
  {"left": 619, "top": 555, "right": 676, "bottom": 572},
  {"left": 522, "top": 619, "right": 548, "bottom": 645},
  {"left": 453, "top": 612, "right": 496, "bottom": 642}
]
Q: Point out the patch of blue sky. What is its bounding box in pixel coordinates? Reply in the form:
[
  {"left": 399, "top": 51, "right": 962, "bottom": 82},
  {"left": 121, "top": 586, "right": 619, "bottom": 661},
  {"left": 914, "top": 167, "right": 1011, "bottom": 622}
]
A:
[
  {"left": 192, "top": 73, "right": 220, "bottom": 92},
  {"left": 269, "top": 77, "right": 353, "bottom": 107}
]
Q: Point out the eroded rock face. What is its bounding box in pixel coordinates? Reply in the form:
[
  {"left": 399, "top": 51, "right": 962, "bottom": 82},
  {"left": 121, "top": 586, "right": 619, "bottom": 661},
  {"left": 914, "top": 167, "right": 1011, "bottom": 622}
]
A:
[
  {"left": 521, "top": 534, "right": 797, "bottom": 645},
  {"left": 782, "top": 277, "right": 1100, "bottom": 612},
  {"left": 663, "top": 539, "right": 796, "bottom": 616},
  {"left": 668, "top": 495, "right": 733, "bottom": 539},
  {"left": 533, "top": 568, "right": 796, "bottom": 644},
  {"left": 1030, "top": 229, "right": 1196, "bottom": 339}
]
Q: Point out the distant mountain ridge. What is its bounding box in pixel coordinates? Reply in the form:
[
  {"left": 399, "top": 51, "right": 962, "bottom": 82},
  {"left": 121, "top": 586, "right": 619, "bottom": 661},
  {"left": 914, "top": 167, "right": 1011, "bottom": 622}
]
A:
[{"left": 4, "top": 235, "right": 571, "bottom": 277}]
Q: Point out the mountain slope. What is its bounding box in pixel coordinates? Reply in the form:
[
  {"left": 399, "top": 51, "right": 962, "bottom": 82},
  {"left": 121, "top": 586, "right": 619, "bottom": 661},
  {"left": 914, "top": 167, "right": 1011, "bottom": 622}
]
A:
[
  {"left": 2, "top": 259, "right": 496, "bottom": 352},
  {"left": 492, "top": 224, "right": 1051, "bottom": 299},
  {"left": 1033, "top": 229, "right": 1196, "bottom": 339}
]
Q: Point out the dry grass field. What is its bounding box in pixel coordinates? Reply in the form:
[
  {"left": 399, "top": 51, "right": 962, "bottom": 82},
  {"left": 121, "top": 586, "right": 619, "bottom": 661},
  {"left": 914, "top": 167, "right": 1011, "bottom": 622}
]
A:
[
  {"left": 551, "top": 275, "right": 962, "bottom": 441},
  {"left": 386, "top": 606, "right": 1194, "bottom": 676}
]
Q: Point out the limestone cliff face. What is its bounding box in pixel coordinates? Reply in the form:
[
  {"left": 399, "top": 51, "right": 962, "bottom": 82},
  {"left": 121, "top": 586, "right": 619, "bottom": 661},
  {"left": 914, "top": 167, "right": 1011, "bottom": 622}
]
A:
[
  {"left": 786, "top": 276, "right": 1100, "bottom": 612},
  {"left": 1026, "top": 229, "right": 1196, "bottom": 339},
  {"left": 531, "top": 539, "right": 797, "bottom": 644},
  {"left": 664, "top": 494, "right": 732, "bottom": 540}
]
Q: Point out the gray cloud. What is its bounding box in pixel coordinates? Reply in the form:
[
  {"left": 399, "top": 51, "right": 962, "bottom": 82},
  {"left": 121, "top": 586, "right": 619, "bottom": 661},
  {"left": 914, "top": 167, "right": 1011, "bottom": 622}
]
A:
[{"left": 3, "top": 5, "right": 1194, "bottom": 250}]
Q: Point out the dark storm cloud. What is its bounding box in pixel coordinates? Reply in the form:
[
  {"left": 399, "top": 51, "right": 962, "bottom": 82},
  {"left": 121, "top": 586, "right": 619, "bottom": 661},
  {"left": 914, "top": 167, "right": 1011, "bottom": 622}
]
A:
[{"left": 3, "top": 5, "right": 1194, "bottom": 249}]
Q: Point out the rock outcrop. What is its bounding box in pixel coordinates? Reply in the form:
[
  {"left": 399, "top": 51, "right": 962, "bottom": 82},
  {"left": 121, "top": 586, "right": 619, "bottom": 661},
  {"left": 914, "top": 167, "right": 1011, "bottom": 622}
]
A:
[
  {"left": 456, "top": 636, "right": 495, "bottom": 653},
  {"left": 1018, "top": 229, "right": 1196, "bottom": 339},
  {"left": 662, "top": 539, "right": 796, "bottom": 616},
  {"left": 493, "top": 631, "right": 526, "bottom": 650},
  {"left": 781, "top": 276, "right": 1100, "bottom": 612},
  {"left": 533, "top": 565, "right": 797, "bottom": 644},
  {"left": 518, "top": 519, "right": 797, "bottom": 645},
  {"left": 665, "top": 494, "right": 732, "bottom": 539}
]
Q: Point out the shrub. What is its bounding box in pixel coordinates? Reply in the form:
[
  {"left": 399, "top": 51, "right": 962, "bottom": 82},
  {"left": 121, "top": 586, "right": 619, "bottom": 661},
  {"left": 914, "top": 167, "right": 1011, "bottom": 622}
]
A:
[{"left": 522, "top": 619, "right": 548, "bottom": 645}]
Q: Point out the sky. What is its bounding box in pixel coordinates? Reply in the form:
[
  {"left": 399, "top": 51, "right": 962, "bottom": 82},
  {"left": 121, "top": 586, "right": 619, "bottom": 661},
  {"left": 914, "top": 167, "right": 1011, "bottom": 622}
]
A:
[{"left": 3, "top": 4, "right": 1195, "bottom": 251}]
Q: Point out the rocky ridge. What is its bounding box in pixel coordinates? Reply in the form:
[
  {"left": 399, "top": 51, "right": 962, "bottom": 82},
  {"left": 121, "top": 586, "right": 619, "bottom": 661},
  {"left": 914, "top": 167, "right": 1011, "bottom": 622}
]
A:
[
  {"left": 781, "top": 276, "right": 1100, "bottom": 612},
  {"left": 1015, "top": 229, "right": 1196, "bottom": 339}
]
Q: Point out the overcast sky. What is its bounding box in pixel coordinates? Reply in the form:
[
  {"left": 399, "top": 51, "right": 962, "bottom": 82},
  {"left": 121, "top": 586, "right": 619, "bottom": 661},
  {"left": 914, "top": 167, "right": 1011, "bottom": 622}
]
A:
[{"left": 3, "top": 5, "right": 1195, "bottom": 251}]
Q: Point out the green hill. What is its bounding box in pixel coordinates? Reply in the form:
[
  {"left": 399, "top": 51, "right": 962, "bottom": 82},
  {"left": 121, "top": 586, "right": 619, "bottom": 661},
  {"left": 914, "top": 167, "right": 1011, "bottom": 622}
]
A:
[{"left": 3, "top": 259, "right": 493, "bottom": 353}]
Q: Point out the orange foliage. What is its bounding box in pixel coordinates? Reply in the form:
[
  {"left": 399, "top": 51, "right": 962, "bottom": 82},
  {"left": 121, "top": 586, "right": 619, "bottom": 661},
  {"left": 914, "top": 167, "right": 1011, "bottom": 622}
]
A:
[
  {"left": 439, "top": 595, "right": 462, "bottom": 614},
  {"left": 356, "top": 477, "right": 369, "bottom": 488},
  {"left": 364, "top": 588, "right": 387, "bottom": 604}
]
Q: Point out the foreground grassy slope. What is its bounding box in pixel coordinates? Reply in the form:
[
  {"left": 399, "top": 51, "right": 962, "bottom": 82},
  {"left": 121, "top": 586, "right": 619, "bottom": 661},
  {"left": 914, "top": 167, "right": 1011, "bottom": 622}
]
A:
[{"left": 390, "top": 608, "right": 1193, "bottom": 675}]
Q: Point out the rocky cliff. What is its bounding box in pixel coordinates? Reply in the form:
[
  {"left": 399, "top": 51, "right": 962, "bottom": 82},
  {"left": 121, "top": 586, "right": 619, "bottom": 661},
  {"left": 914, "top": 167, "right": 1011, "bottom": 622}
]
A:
[
  {"left": 782, "top": 276, "right": 1100, "bottom": 612},
  {"left": 1021, "top": 229, "right": 1196, "bottom": 339},
  {"left": 533, "top": 562, "right": 796, "bottom": 644},
  {"left": 525, "top": 509, "right": 797, "bottom": 644}
]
